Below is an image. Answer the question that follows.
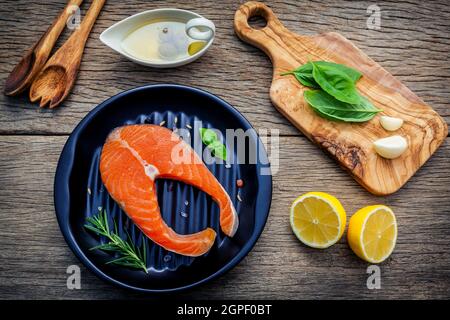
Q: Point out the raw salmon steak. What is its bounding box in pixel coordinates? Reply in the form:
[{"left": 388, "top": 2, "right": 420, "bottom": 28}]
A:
[{"left": 100, "top": 124, "right": 239, "bottom": 257}]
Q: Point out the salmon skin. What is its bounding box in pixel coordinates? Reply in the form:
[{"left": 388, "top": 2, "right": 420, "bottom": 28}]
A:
[{"left": 99, "top": 124, "right": 239, "bottom": 257}]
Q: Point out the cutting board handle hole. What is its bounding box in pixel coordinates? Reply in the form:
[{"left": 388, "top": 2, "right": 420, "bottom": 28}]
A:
[
  {"left": 248, "top": 15, "right": 267, "bottom": 30},
  {"left": 235, "top": 2, "right": 277, "bottom": 36}
]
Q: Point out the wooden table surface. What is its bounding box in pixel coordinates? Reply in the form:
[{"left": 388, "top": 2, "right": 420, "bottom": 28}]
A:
[{"left": 1, "top": 0, "right": 449, "bottom": 300}]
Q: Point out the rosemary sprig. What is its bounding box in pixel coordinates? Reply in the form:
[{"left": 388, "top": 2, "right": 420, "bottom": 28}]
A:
[{"left": 84, "top": 210, "right": 148, "bottom": 273}]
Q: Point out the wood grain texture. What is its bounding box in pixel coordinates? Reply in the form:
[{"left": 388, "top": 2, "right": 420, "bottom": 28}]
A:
[
  {"left": 234, "top": 1, "right": 447, "bottom": 196},
  {"left": 0, "top": 0, "right": 449, "bottom": 300},
  {"left": 0, "top": 0, "right": 449, "bottom": 135},
  {"left": 0, "top": 136, "right": 449, "bottom": 299}
]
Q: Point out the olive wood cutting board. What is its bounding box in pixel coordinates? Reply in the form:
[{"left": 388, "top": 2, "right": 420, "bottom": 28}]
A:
[{"left": 234, "top": 1, "right": 448, "bottom": 195}]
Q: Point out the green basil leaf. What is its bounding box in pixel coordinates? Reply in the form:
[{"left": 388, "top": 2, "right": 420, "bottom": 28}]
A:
[
  {"left": 311, "top": 62, "right": 361, "bottom": 104},
  {"left": 294, "top": 72, "right": 320, "bottom": 88},
  {"left": 209, "top": 140, "right": 227, "bottom": 161},
  {"left": 282, "top": 61, "right": 362, "bottom": 88},
  {"left": 199, "top": 128, "right": 217, "bottom": 145},
  {"left": 315, "top": 61, "right": 362, "bottom": 83},
  {"left": 282, "top": 64, "right": 319, "bottom": 88},
  {"left": 304, "top": 90, "right": 381, "bottom": 122},
  {"left": 199, "top": 127, "right": 228, "bottom": 161}
]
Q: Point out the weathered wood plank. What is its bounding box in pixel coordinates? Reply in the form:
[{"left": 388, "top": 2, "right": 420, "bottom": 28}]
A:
[
  {"left": 0, "top": 135, "right": 449, "bottom": 299},
  {"left": 0, "top": 0, "right": 449, "bottom": 300},
  {"left": 0, "top": 0, "right": 449, "bottom": 135}
]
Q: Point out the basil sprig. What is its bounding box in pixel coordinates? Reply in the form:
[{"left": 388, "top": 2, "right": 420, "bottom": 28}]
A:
[
  {"left": 199, "top": 128, "right": 227, "bottom": 161},
  {"left": 282, "top": 61, "right": 381, "bottom": 122}
]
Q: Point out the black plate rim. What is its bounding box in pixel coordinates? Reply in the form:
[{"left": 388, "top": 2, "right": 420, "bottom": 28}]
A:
[{"left": 54, "top": 84, "right": 272, "bottom": 293}]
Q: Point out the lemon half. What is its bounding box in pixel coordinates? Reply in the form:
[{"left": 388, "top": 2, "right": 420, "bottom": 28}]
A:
[
  {"left": 347, "top": 205, "right": 397, "bottom": 263},
  {"left": 290, "top": 192, "right": 346, "bottom": 249}
]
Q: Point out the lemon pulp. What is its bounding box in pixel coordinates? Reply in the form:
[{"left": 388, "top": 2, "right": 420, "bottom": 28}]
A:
[
  {"left": 290, "top": 192, "right": 346, "bottom": 249},
  {"left": 348, "top": 205, "right": 397, "bottom": 263}
]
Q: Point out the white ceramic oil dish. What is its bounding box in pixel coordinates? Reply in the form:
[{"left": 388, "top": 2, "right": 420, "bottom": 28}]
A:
[{"left": 100, "top": 9, "right": 215, "bottom": 68}]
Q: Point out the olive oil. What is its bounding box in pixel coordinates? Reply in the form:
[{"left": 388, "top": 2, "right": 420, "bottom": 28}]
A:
[{"left": 121, "top": 20, "right": 206, "bottom": 62}]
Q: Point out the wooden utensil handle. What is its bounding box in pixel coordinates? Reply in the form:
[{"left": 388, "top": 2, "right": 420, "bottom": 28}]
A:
[
  {"left": 72, "top": 0, "right": 106, "bottom": 45},
  {"left": 36, "top": 0, "right": 84, "bottom": 52},
  {"left": 37, "top": 0, "right": 105, "bottom": 73},
  {"left": 48, "top": 0, "right": 105, "bottom": 68},
  {"left": 40, "top": 0, "right": 83, "bottom": 50}
]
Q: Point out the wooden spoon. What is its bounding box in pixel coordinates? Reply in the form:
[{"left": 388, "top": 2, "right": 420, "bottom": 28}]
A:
[
  {"left": 29, "top": 0, "right": 106, "bottom": 108},
  {"left": 4, "top": 0, "right": 83, "bottom": 96}
]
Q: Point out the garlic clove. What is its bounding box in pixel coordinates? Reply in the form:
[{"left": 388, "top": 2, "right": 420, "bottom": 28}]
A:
[
  {"left": 380, "top": 116, "right": 404, "bottom": 131},
  {"left": 373, "top": 135, "right": 408, "bottom": 159}
]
